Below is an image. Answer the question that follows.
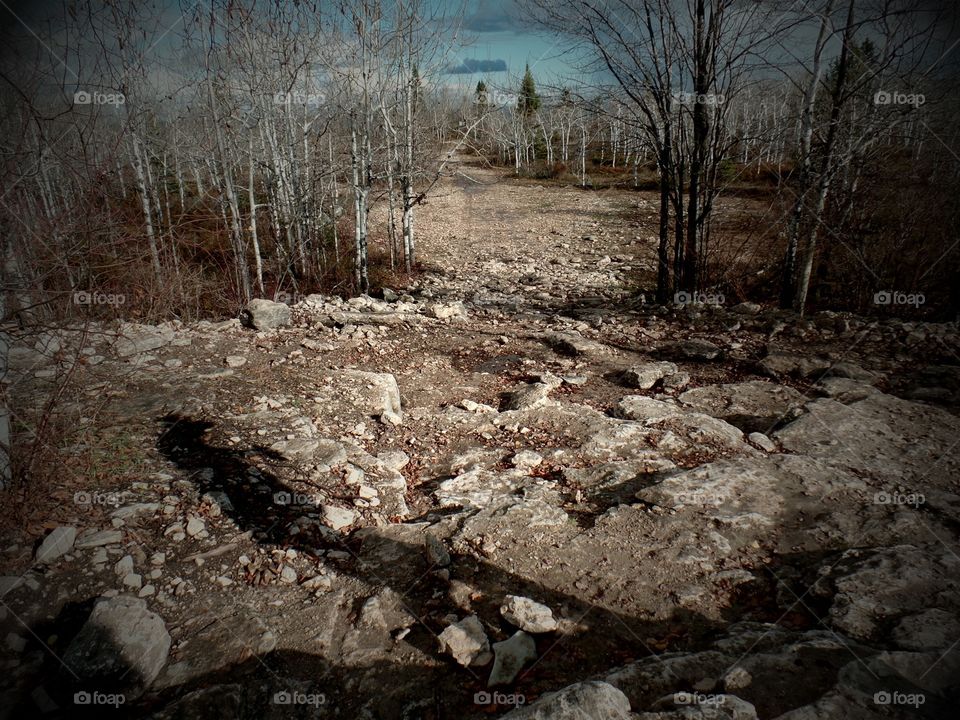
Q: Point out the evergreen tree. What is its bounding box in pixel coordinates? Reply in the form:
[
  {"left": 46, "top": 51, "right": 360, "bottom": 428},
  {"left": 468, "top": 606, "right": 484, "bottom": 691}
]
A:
[
  {"left": 518, "top": 64, "right": 541, "bottom": 116},
  {"left": 475, "top": 79, "right": 488, "bottom": 111}
]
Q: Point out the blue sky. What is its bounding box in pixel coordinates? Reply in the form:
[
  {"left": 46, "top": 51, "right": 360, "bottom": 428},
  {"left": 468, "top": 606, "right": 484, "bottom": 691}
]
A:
[{"left": 443, "top": 0, "right": 584, "bottom": 94}]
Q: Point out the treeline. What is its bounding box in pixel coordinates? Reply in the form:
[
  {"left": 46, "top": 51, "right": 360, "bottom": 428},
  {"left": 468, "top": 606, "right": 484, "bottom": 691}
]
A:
[
  {"left": 1, "top": 0, "right": 463, "bottom": 321},
  {"left": 1, "top": 0, "right": 958, "bottom": 323}
]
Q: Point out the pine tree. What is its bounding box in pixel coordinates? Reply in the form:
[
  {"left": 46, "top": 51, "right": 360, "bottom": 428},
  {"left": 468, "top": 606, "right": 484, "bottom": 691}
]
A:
[
  {"left": 475, "top": 79, "right": 488, "bottom": 111},
  {"left": 518, "top": 64, "right": 540, "bottom": 116}
]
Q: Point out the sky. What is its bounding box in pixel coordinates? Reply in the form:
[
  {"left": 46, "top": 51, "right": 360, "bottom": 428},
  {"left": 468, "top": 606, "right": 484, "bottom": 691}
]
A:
[
  {"left": 440, "top": 0, "right": 586, "bottom": 95},
  {"left": 2, "top": 0, "right": 957, "bottom": 105}
]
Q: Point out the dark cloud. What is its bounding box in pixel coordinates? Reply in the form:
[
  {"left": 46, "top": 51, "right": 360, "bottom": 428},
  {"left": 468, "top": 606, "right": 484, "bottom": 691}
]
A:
[
  {"left": 463, "top": 0, "right": 518, "bottom": 33},
  {"left": 444, "top": 58, "right": 508, "bottom": 75}
]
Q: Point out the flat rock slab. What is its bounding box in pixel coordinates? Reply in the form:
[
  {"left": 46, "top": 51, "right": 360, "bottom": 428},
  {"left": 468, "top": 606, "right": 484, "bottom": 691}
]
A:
[
  {"left": 325, "top": 310, "right": 424, "bottom": 326},
  {"left": 658, "top": 338, "right": 723, "bottom": 361},
  {"left": 35, "top": 526, "right": 77, "bottom": 563},
  {"left": 269, "top": 438, "right": 321, "bottom": 460},
  {"left": 113, "top": 324, "right": 175, "bottom": 357},
  {"left": 614, "top": 395, "right": 680, "bottom": 421},
  {"left": 543, "top": 332, "right": 609, "bottom": 357},
  {"left": 339, "top": 370, "right": 403, "bottom": 420},
  {"left": 758, "top": 351, "right": 831, "bottom": 378},
  {"left": 679, "top": 381, "right": 804, "bottom": 433}
]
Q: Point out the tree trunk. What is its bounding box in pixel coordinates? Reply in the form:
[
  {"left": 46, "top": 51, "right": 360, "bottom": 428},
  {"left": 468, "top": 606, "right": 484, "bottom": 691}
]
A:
[
  {"left": 781, "top": 0, "right": 835, "bottom": 308},
  {"left": 794, "top": 0, "right": 853, "bottom": 314}
]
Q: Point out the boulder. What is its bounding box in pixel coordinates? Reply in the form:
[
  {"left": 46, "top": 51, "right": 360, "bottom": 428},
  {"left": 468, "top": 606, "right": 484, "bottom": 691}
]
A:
[
  {"left": 502, "top": 681, "right": 633, "bottom": 719},
  {"left": 240, "top": 299, "right": 291, "bottom": 330},
  {"left": 63, "top": 596, "right": 170, "bottom": 696},
  {"left": 623, "top": 362, "right": 678, "bottom": 390}
]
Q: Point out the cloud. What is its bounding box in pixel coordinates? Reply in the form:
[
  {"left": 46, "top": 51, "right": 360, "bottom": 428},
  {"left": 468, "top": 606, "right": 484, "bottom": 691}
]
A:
[
  {"left": 444, "top": 58, "right": 508, "bottom": 75},
  {"left": 463, "top": 0, "right": 518, "bottom": 33}
]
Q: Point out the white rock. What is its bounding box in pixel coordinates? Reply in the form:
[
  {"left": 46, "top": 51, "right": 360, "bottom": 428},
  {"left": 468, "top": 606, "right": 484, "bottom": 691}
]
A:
[
  {"left": 748, "top": 432, "right": 777, "bottom": 452},
  {"left": 321, "top": 505, "right": 358, "bottom": 530},
  {"left": 35, "top": 526, "right": 77, "bottom": 563},
  {"left": 438, "top": 615, "right": 490, "bottom": 667},
  {"left": 114, "top": 555, "right": 134, "bottom": 577},
  {"left": 511, "top": 451, "right": 543, "bottom": 469},
  {"left": 500, "top": 595, "right": 558, "bottom": 633},
  {"left": 489, "top": 631, "right": 536, "bottom": 685},
  {"left": 185, "top": 516, "right": 206, "bottom": 537}
]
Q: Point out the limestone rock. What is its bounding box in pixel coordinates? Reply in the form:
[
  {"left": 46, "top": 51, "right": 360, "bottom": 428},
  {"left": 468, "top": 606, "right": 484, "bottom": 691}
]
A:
[
  {"left": 500, "top": 595, "right": 558, "bottom": 633},
  {"left": 35, "top": 526, "right": 77, "bottom": 563},
  {"left": 63, "top": 596, "right": 170, "bottom": 697},
  {"left": 489, "top": 631, "right": 536, "bottom": 686},
  {"left": 438, "top": 615, "right": 490, "bottom": 667},
  {"left": 623, "top": 362, "right": 678, "bottom": 390},
  {"left": 501, "top": 681, "right": 633, "bottom": 719},
  {"left": 241, "top": 299, "right": 291, "bottom": 330}
]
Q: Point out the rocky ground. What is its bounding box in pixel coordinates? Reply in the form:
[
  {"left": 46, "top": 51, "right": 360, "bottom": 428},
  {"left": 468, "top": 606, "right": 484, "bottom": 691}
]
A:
[{"left": 3, "top": 158, "right": 960, "bottom": 719}]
